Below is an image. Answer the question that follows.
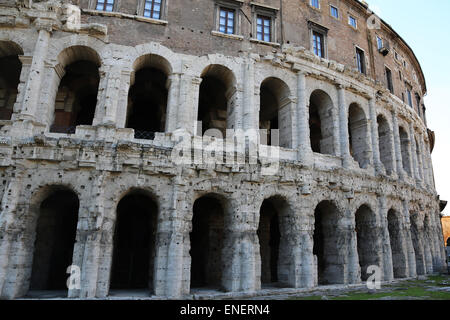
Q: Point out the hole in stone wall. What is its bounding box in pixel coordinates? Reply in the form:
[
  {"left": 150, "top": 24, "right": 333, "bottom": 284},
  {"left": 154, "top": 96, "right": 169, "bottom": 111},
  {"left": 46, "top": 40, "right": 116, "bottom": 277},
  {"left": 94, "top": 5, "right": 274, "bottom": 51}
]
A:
[
  {"left": 51, "top": 60, "right": 100, "bottom": 133},
  {"left": 190, "top": 195, "right": 224, "bottom": 290},
  {"left": 410, "top": 213, "right": 425, "bottom": 276},
  {"left": 29, "top": 189, "right": 79, "bottom": 292},
  {"left": 387, "top": 209, "right": 407, "bottom": 279},
  {"left": 313, "top": 200, "right": 342, "bottom": 285},
  {"left": 259, "top": 78, "right": 291, "bottom": 148},
  {"left": 348, "top": 103, "right": 369, "bottom": 168},
  {"left": 377, "top": 115, "right": 394, "bottom": 175},
  {"left": 399, "top": 126, "right": 412, "bottom": 176},
  {"left": 0, "top": 41, "right": 23, "bottom": 120},
  {"left": 127, "top": 67, "right": 167, "bottom": 139},
  {"left": 355, "top": 205, "right": 378, "bottom": 281},
  {"left": 309, "top": 90, "right": 335, "bottom": 155},
  {"left": 257, "top": 199, "right": 281, "bottom": 285},
  {"left": 110, "top": 191, "right": 157, "bottom": 292}
]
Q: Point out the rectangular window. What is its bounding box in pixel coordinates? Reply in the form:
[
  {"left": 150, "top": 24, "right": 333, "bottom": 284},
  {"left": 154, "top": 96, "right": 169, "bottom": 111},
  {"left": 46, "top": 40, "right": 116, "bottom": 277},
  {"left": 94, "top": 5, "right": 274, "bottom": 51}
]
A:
[
  {"left": 311, "top": 0, "right": 320, "bottom": 9},
  {"left": 386, "top": 67, "right": 393, "bottom": 94},
  {"left": 143, "top": 0, "right": 161, "bottom": 19},
  {"left": 219, "top": 7, "right": 235, "bottom": 34},
  {"left": 407, "top": 89, "right": 413, "bottom": 107},
  {"left": 330, "top": 5, "right": 339, "bottom": 18},
  {"left": 356, "top": 47, "right": 366, "bottom": 74},
  {"left": 96, "top": 0, "right": 114, "bottom": 11},
  {"left": 377, "top": 36, "right": 383, "bottom": 50},
  {"left": 399, "top": 70, "right": 402, "bottom": 81},
  {"left": 394, "top": 51, "right": 399, "bottom": 60},
  {"left": 257, "top": 15, "right": 271, "bottom": 42},
  {"left": 348, "top": 15, "right": 357, "bottom": 28},
  {"left": 313, "top": 31, "right": 325, "bottom": 58}
]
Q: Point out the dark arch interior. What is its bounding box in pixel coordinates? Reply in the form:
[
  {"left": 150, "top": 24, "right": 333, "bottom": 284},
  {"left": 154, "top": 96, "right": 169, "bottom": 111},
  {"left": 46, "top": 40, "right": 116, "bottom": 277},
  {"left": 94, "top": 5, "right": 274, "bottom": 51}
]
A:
[
  {"left": 127, "top": 67, "right": 168, "bottom": 139},
  {"left": 399, "top": 126, "right": 412, "bottom": 176},
  {"left": 198, "top": 75, "right": 228, "bottom": 137},
  {"left": 313, "top": 201, "right": 342, "bottom": 285},
  {"left": 0, "top": 54, "right": 22, "bottom": 120},
  {"left": 447, "top": 238, "right": 450, "bottom": 247},
  {"left": 410, "top": 214, "right": 425, "bottom": 275},
  {"left": 348, "top": 104, "right": 369, "bottom": 168},
  {"left": 257, "top": 199, "right": 281, "bottom": 284},
  {"left": 259, "top": 80, "right": 280, "bottom": 147},
  {"left": 309, "top": 101, "right": 322, "bottom": 153},
  {"left": 355, "top": 205, "right": 378, "bottom": 281},
  {"left": 110, "top": 192, "right": 157, "bottom": 291},
  {"left": 377, "top": 115, "right": 394, "bottom": 175},
  {"left": 387, "top": 209, "right": 407, "bottom": 278},
  {"left": 30, "top": 189, "right": 79, "bottom": 291},
  {"left": 309, "top": 90, "right": 334, "bottom": 155},
  {"left": 51, "top": 60, "right": 100, "bottom": 133},
  {"left": 190, "top": 196, "right": 224, "bottom": 289}
]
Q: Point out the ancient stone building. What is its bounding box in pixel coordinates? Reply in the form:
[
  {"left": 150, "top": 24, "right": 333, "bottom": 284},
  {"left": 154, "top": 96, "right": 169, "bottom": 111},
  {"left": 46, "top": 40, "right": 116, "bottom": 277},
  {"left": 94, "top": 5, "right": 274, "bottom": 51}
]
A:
[{"left": 0, "top": 0, "right": 447, "bottom": 299}]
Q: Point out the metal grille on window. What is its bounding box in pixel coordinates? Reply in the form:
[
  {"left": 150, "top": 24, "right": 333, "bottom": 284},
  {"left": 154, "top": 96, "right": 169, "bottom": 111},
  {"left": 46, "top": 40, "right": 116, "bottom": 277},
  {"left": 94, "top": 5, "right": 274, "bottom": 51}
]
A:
[
  {"left": 257, "top": 16, "right": 271, "bottom": 42},
  {"left": 144, "top": 0, "right": 161, "bottom": 19},
  {"left": 219, "top": 8, "right": 234, "bottom": 34},
  {"left": 96, "top": 0, "right": 114, "bottom": 12}
]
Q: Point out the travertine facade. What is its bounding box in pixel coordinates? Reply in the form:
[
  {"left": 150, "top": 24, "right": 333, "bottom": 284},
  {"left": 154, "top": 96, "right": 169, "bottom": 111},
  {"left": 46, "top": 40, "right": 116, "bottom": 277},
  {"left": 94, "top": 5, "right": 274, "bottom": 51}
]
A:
[{"left": 0, "top": 0, "right": 447, "bottom": 299}]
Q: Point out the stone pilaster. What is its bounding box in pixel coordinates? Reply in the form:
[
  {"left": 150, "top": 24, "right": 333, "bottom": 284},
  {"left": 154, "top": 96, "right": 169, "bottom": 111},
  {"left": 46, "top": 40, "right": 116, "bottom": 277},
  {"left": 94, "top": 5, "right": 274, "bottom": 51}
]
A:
[
  {"left": 369, "top": 96, "right": 383, "bottom": 174},
  {"left": 295, "top": 70, "right": 313, "bottom": 165},
  {"left": 337, "top": 84, "right": 350, "bottom": 167},
  {"left": 391, "top": 109, "right": 405, "bottom": 180}
]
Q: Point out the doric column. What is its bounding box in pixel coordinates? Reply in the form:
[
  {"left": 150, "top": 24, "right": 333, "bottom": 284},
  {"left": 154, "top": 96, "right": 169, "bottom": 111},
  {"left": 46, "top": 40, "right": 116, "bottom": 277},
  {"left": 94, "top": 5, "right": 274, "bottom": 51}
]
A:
[
  {"left": 19, "top": 29, "right": 51, "bottom": 121},
  {"left": 295, "top": 70, "right": 313, "bottom": 164},
  {"left": 378, "top": 196, "right": 394, "bottom": 281},
  {"left": 369, "top": 96, "right": 383, "bottom": 173},
  {"left": 337, "top": 84, "right": 351, "bottom": 167}
]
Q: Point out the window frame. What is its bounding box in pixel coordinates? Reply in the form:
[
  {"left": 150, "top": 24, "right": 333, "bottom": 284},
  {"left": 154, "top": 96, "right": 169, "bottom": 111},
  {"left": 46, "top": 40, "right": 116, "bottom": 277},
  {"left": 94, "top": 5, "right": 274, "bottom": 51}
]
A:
[
  {"left": 330, "top": 5, "right": 339, "bottom": 19},
  {"left": 213, "top": 0, "right": 242, "bottom": 36},
  {"left": 355, "top": 46, "right": 366, "bottom": 75},
  {"left": 385, "top": 66, "right": 394, "bottom": 94},
  {"left": 308, "top": 21, "right": 328, "bottom": 59},
  {"left": 137, "top": 0, "right": 167, "bottom": 20},
  {"left": 310, "top": 0, "right": 320, "bottom": 10},
  {"left": 251, "top": 3, "right": 279, "bottom": 44},
  {"left": 377, "top": 36, "right": 383, "bottom": 50},
  {"left": 94, "top": 0, "right": 116, "bottom": 12},
  {"left": 348, "top": 15, "right": 357, "bottom": 29}
]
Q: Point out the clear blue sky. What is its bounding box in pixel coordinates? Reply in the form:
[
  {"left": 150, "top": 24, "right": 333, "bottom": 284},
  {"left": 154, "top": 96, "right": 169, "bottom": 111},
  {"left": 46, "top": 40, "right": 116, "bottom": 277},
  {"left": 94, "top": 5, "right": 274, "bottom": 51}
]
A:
[{"left": 366, "top": 0, "right": 450, "bottom": 215}]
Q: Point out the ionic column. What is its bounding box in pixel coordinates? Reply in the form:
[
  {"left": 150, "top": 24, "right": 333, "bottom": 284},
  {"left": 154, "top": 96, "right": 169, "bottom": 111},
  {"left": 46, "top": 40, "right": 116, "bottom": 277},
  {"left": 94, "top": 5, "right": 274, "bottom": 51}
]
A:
[
  {"left": 369, "top": 96, "right": 383, "bottom": 174},
  {"left": 295, "top": 70, "right": 313, "bottom": 164},
  {"left": 95, "top": 65, "right": 124, "bottom": 126},
  {"left": 114, "top": 69, "right": 132, "bottom": 128},
  {"left": 243, "top": 59, "right": 256, "bottom": 131},
  {"left": 165, "top": 73, "right": 181, "bottom": 132},
  {"left": 337, "top": 84, "right": 351, "bottom": 167},
  {"left": 176, "top": 75, "right": 202, "bottom": 135},
  {"left": 20, "top": 29, "right": 51, "bottom": 121}
]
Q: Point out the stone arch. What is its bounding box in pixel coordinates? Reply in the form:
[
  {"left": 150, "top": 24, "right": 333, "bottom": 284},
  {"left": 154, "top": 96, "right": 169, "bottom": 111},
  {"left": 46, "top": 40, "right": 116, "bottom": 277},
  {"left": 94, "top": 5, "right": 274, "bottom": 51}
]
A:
[
  {"left": 190, "top": 192, "right": 228, "bottom": 291},
  {"left": 410, "top": 211, "right": 426, "bottom": 275},
  {"left": 257, "top": 195, "right": 295, "bottom": 288},
  {"left": 0, "top": 40, "right": 24, "bottom": 120},
  {"left": 259, "top": 77, "right": 293, "bottom": 148},
  {"left": 109, "top": 188, "right": 159, "bottom": 294},
  {"left": 377, "top": 114, "right": 394, "bottom": 175},
  {"left": 197, "top": 64, "right": 237, "bottom": 137},
  {"left": 399, "top": 125, "right": 412, "bottom": 176},
  {"left": 348, "top": 103, "right": 370, "bottom": 168},
  {"left": 387, "top": 208, "right": 408, "bottom": 278},
  {"left": 313, "top": 200, "right": 344, "bottom": 285},
  {"left": 50, "top": 45, "right": 101, "bottom": 133},
  {"left": 27, "top": 185, "right": 80, "bottom": 296},
  {"left": 309, "top": 89, "right": 336, "bottom": 155},
  {"left": 354, "top": 204, "right": 380, "bottom": 281},
  {"left": 126, "top": 54, "right": 172, "bottom": 139}
]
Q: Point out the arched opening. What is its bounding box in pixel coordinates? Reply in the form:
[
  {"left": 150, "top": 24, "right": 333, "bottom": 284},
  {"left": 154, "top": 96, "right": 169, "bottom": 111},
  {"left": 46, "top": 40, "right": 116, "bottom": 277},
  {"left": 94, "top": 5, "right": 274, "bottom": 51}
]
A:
[
  {"left": 110, "top": 190, "right": 158, "bottom": 293},
  {"left": 309, "top": 90, "right": 336, "bottom": 155},
  {"left": 377, "top": 115, "right": 394, "bottom": 175},
  {"left": 51, "top": 46, "right": 101, "bottom": 134},
  {"left": 29, "top": 187, "right": 79, "bottom": 295},
  {"left": 259, "top": 78, "right": 292, "bottom": 148},
  {"left": 0, "top": 41, "right": 23, "bottom": 120},
  {"left": 387, "top": 209, "right": 407, "bottom": 278},
  {"left": 410, "top": 213, "right": 425, "bottom": 275},
  {"left": 399, "top": 126, "right": 412, "bottom": 176},
  {"left": 190, "top": 195, "right": 224, "bottom": 290},
  {"left": 127, "top": 54, "right": 170, "bottom": 140},
  {"left": 355, "top": 205, "right": 379, "bottom": 281},
  {"left": 415, "top": 137, "right": 423, "bottom": 180},
  {"left": 313, "top": 200, "right": 343, "bottom": 285},
  {"left": 348, "top": 103, "right": 370, "bottom": 168},
  {"left": 197, "top": 65, "right": 236, "bottom": 137}
]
